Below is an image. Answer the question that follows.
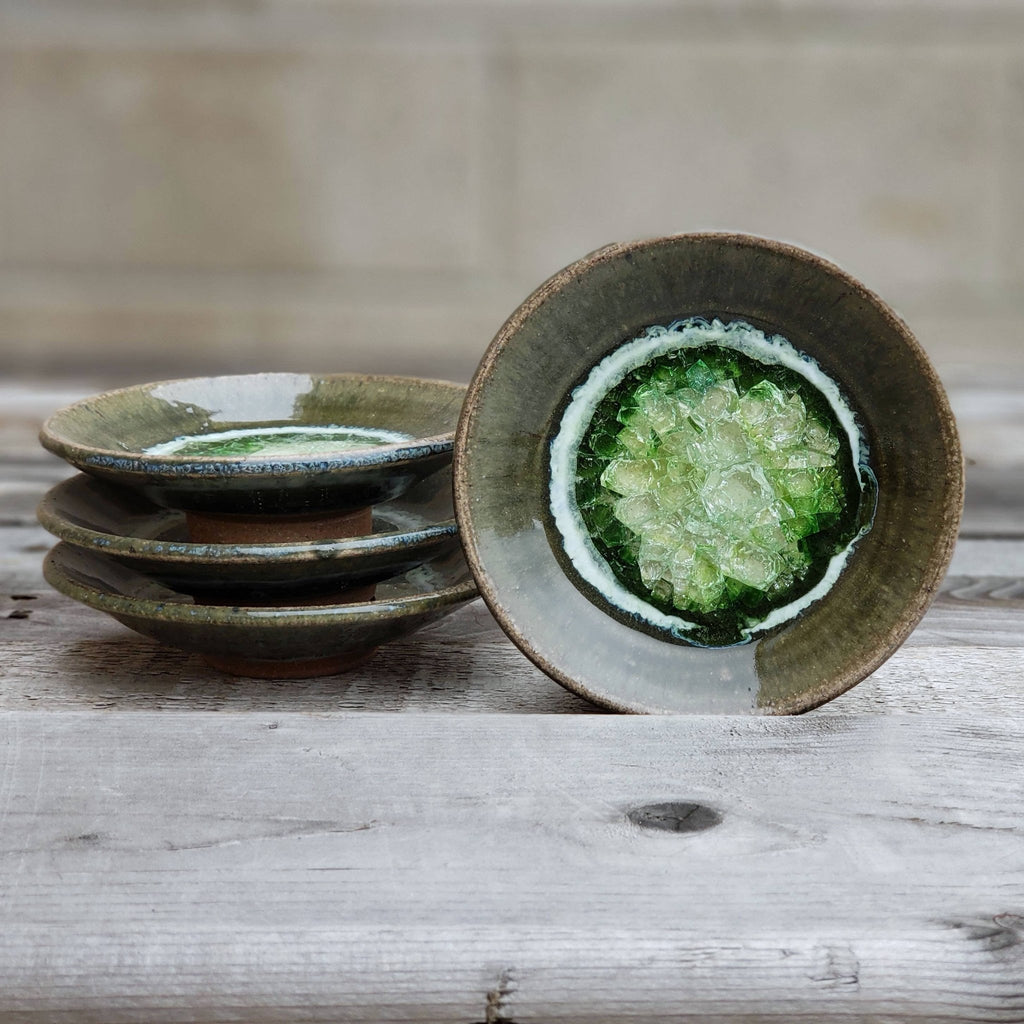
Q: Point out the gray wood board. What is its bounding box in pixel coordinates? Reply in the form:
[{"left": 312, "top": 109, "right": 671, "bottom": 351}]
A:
[
  {"left": 0, "top": 711, "right": 1022, "bottom": 1023},
  {"left": 0, "top": 384, "right": 1022, "bottom": 1023},
  {"left": 6, "top": 593, "right": 1024, "bottom": 716},
  {"left": 3, "top": 529, "right": 1023, "bottom": 715}
]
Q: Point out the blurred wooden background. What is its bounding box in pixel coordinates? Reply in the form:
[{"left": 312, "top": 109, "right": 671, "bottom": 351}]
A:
[{"left": 1, "top": 0, "right": 1023, "bottom": 386}]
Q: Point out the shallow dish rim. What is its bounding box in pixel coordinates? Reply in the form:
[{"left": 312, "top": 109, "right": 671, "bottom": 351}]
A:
[
  {"left": 37, "top": 473, "right": 458, "bottom": 567},
  {"left": 39, "top": 372, "right": 467, "bottom": 476}
]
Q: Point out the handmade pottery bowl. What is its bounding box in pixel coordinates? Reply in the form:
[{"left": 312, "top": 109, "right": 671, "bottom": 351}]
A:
[
  {"left": 455, "top": 233, "right": 963, "bottom": 714},
  {"left": 40, "top": 373, "right": 466, "bottom": 516},
  {"left": 44, "top": 542, "right": 477, "bottom": 678},
  {"left": 37, "top": 467, "right": 460, "bottom": 596}
]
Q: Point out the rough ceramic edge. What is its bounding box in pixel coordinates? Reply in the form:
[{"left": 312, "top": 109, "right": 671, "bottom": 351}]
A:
[
  {"left": 36, "top": 479, "right": 458, "bottom": 567},
  {"left": 454, "top": 232, "right": 964, "bottom": 715},
  {"left": 39, "top": 373, "right": 466, "bottom": 476},
  {"left": 43, "top": 544, "right": 478, "bottom": 625}
]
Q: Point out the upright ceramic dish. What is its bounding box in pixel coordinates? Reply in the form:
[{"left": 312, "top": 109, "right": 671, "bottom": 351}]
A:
[{"left": 454, "top": 233, "right": 963, "bottom": 714}]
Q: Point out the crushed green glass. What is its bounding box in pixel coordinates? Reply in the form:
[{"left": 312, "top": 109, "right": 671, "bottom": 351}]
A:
[
  {"left": 574, "top": 344, "right": 862, "bottom": 646},
  {"left": 148, "top": 426, "right": 409, "bottom": 459}
]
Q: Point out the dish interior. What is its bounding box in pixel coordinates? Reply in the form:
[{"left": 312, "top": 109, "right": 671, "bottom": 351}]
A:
[{"left": 549, "top": 318, "right": 876, "bottom": 647}]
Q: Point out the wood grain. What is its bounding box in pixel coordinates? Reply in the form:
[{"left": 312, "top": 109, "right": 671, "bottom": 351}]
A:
[
  {"left": 3, "top": 530, "right": 1024, "bottom": 715},
  {"left": 2, "top": 552, "right": 1023, "bottom": 715},
  {"left": 0, "top": 711, "right": 1022, "bottom": 1022},
  {"left": 1, "top": 380, "right": 1022, "bottom": 1021}
]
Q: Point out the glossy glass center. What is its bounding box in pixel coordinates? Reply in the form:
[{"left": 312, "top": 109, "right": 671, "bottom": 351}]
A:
[
  {"left": 549, "top": 319, "right": 875, "bottom": 647},
  {"left": 145, "top": 425, "right": 412, "bottom": 458}
]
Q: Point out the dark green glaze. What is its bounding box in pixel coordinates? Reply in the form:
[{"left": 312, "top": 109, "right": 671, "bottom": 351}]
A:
[
  {"left": 40, "top": 373, "right": 466, "bottom": 514},
  {"left": 454, "top": 233, "right": 963, "bottom": 714},
  {"left": 43, "top": 542, "right": 477, "bottom": 666},
  {"left": 150, "top": 426, "right": 411, "bottom": 459},
  {"left": 37, "top": 468, "right": 459, "bottom": 595},
  {"left": 573, "top": 341, "right": 864, "bottom": 646}
]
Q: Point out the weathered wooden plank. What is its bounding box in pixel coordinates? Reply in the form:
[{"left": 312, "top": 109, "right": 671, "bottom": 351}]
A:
[
  {"left": 953, "top": 355, "right": 1024, "bottom": 540},
  {"left": 961, "top": 465, "right": 1024, "bottom": 538},
  {"left": 2, "top": 580, "right": 1022, "bottom": 715},
  {"left": 0, "top": 466, "right": 73, "bottom": 530},
  {"left": 948, "top": 539, "right": 1024, "bottom": 576},
  {"left": 2, "top": 526, "right": 1022, "bottom": 714},
  {"left": 0, "top": 711, "right": 1021, "bottom": 1022},
  {"left": 951, "top": 385, "right": 1024, "bottom": 466},
  {"left": 1, "top": 374, "right": 1022, "bottom": 1022},
  {"left": 0, "top": 594, "right": 598, "bottom": 714}
]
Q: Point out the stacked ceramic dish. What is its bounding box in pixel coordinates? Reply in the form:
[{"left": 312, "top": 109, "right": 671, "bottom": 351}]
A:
[{"left": 38, "top": 373, "right": 477, "bottom": 677}]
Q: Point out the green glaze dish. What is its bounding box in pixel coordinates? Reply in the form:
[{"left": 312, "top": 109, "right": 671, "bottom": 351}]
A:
[
  {"left": 40, "top": 373, "right": 466, "bottom": 514},
  {"left": 43, "top": 542, "right": 477, "bottom": 678},
  {"left": 37, "top": 468, "right": 459, "bottom": 596},
  {"left": 454, "top": 233, "right": 963, "bottom": 714}
]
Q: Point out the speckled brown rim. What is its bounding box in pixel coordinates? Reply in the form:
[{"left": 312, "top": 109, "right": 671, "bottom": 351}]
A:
[{"left": 454, "top": 232, "right": 964, "bottom": 714}]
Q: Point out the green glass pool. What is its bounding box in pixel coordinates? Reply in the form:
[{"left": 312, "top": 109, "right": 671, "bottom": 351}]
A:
[
  {"left": 145, "top": 425, "right": 412, "bottom": 459},
  {"left": 550, "top": 319, "right": 875, "bottom": 647}
]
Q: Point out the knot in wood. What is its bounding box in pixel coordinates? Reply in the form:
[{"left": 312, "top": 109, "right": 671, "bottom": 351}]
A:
[{"left": 627, "top": 801, "right": 722, "bottom": 833}]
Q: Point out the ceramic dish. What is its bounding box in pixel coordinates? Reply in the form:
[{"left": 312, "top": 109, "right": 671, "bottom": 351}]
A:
[
  {"left": 40, "top": 373, "right": 466, "bottom": 515},
  {"left": 37, "top": 468, "right": 459, "bottom": 595},
  {"left": 43, "top": 542, "right": 477, "bottom": 678},
  {"left": 454, "top": 233, "right": 963, "bottom": 714}
]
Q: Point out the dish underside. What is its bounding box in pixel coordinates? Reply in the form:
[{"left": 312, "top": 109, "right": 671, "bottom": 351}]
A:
[{"left": 44, "top": 542, "right": 478, "bottom": 676}]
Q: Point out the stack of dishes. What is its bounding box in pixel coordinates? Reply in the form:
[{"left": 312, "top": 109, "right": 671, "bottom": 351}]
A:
[{"left": 38, "top": 372, "right": 477, "bottom": 677}]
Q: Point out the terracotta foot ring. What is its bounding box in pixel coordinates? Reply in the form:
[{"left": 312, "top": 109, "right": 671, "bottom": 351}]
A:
[
  {"left": 185, "top": 506, "right": 373, "bottom": 544},
  {"left": 202, "top": 646, "right": 380, "bottom": 679},
  {"left": 187, "top": 506, "right": 378, "bottom": 678}
]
